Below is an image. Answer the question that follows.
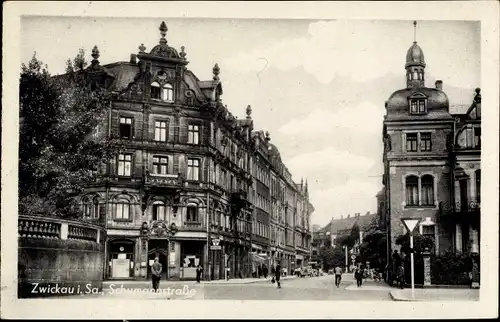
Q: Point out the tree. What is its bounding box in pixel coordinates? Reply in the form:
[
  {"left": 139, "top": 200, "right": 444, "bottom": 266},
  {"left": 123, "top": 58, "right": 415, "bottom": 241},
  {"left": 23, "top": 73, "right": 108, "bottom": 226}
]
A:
[
  {"left": 358, "top": 230, "right": 387, "bottom": 271},
  {"left": 19, "top": 51, "right": 120, "bottom": 218},
  {"left": 395, "top": 233, "right": 435, "bottom": 255},
  {"left": 319, "top": 245, "right": 345, "bottom": 271},
  {"left": 335, "top": 223, "right": 360, "bottom": 249}
]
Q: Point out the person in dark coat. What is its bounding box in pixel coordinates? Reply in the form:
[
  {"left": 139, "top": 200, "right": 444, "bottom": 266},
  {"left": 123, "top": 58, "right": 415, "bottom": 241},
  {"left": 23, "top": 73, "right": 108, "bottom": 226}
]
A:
[
  {"left": 196, "top": 264, "right": 203, "bottom": 283},
  {"left": 151, "top": 258, "right": 162, "bottom": 292},
  {"left": 263, "top": 264, "right": 268, "bottom": 279},
  {"left": 275, "top": 261, "right": 282, "bottom": 289},
  {"left": 354, "top": 266, "right": 364, "bottom": 287}
]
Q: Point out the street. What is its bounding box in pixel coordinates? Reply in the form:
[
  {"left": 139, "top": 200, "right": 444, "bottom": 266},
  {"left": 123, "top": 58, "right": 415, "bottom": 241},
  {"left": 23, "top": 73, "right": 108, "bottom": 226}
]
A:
[{"left": 68, "top": 274, "right": 392, "bottom": 301}]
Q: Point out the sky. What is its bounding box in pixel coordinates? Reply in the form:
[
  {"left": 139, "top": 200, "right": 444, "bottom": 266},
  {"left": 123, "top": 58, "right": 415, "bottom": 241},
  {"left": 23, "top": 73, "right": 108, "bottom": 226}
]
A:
[{"left": 21, "top": 17, "right": 481, "bottom": 227}]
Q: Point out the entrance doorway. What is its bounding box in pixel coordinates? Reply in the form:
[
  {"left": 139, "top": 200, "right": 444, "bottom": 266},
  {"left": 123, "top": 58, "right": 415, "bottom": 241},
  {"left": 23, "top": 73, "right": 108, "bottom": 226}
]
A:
[
  {"left": 180, "top": 241, "right": 204, "bottom": 280},
  {"left": 148, "top": 239, "right": 169, "bottom": 280},
  {"left": 109, "top": 239, "right": 135, "bottom": 279}
]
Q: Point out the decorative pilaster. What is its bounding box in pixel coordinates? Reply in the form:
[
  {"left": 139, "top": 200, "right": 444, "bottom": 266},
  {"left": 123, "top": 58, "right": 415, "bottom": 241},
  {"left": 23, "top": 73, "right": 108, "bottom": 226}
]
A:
[{"left": 422, "top": 250, "right": 431, "bottom": 286}]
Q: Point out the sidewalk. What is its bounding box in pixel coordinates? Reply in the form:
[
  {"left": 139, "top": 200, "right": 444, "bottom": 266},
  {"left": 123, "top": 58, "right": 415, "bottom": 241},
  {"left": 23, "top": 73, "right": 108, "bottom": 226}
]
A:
[
  {"left": 390, "top": 288, "right": 480, "bottom": 301},
  {"left": 103, "top": 275, "right": 297, "bottom": 287}
]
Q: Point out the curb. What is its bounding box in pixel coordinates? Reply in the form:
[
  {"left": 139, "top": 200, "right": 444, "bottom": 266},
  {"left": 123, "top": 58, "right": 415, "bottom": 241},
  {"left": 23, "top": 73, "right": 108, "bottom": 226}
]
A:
[{"left": 203, "top": 277, "right": 297, "bottom": 285}]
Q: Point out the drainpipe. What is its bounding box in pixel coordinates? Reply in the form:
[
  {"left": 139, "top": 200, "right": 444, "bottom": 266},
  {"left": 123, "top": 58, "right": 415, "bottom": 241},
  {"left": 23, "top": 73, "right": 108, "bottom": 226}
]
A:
[
  {"left": 206, "top": 157, "right": 211, "bottom": 281},
  {"left": 104, "top": 101, "right": 112, "bottom": 280}
]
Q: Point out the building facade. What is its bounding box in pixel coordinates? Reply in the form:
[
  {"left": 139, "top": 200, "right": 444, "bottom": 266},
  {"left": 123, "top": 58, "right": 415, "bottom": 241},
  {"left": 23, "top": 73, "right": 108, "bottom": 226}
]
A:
[
  {"left": 381, "top": 23, "right": 480, "bottom": 276},
  {"left": 74, "top": 22, "right": 313, "bottom": 280}
]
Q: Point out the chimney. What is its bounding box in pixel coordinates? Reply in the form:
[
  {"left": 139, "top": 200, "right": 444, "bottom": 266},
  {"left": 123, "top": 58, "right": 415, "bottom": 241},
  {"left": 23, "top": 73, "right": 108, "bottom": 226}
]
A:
[
  {"left": 130, "top": 54, "right": 137, "bottom": 64},
  {"left": 435, "top": 80, "right": 443, "bottom": 91}
]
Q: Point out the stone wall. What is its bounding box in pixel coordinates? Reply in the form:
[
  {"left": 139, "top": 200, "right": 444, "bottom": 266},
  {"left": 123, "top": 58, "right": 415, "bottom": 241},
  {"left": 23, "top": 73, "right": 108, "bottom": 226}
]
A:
[{"left": 18, "top": 215, "right": 105, "bottom": 298}]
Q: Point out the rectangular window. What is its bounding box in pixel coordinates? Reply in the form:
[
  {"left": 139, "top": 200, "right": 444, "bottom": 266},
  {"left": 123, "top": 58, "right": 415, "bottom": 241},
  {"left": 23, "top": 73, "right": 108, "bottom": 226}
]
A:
[
  {"left": 115, "top": 203, "right": 130, "bottom": 220},
  {"left": 154, "top": 121, "right": 168, "bottom": 142},
  {"left": 420, "top": 133, "right": 432, "bottom": 152},
  {"left": 474, "top": 128, "right": 481, "bottom": 148},
  {"left": 406, "top": 133, "right": 418, "bottom": 152},
  {"left": 152, "top": 204, "right": 166, "bottom": 221},
  {"left": 418, "top": 100, "right": 426, "bottom": 113},
  {"left": 119, "top": 117, "right": 133, "bottom": 139},
  {"left": 188, "top": 124, "right": 200, "bottom": 144},
  {"left": 118, "top": 154, "right": 132, "bottom": 176},
  {"left": 152, "top": 156, "right": 168, "bottom": 175},
  {"left": 187, "top": 158, "right": 200, "bottom": 181}
]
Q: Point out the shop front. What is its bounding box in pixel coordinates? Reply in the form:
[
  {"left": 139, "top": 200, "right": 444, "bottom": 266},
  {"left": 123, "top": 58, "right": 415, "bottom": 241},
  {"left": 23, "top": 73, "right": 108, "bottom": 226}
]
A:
[{"left": 107, "top": 238, "right": 136, "bottom": 279}]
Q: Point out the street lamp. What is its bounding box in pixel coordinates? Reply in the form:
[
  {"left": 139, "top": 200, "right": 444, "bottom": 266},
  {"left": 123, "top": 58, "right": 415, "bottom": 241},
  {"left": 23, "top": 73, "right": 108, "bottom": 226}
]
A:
[{"left": 400, "top": 217, "right": 421, "bottom": 299}]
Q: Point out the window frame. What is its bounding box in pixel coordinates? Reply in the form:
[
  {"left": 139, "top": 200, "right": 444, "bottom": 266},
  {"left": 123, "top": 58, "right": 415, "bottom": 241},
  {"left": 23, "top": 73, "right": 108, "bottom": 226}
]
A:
[
  {"left": 420, "top": 132, "right": 432, "bottom": 152},
  {"left": 152, "top": 201, "right": 167, "bottom": 221},
  {"left": 406, "top": 133, "right": 418, "bottom": 152},
  {"left": 119, "top": 116, "right": 133, "bottom": 139},
  {"left": 188, "top": 123, "right": 200, "bottom": 145},
  {"left": 114, "top": 199, "right": 131, "bottom": 221},
  {"left": 187, "top": 158, "right": 201, "bottom": 181},
  {"left": 152, "top": 156, "right": 169, "bottom": 175},
  {"left": 154, "top": 120, "right": 168, "bottom": 142},
  {"left": 150, "top": 82, "right": 161, "bottom": 100},
  {"left": 162, "top": 83, "right": 174, "bottom": 103},
  {"left": 405, "top": 175, "right": 419, "bottom": 207},
  {"left": 117, "top": 153, "right": 133, "bottom": 176},
  {"left": 420, "top": 174, "right": 435, "bottom": 206}
]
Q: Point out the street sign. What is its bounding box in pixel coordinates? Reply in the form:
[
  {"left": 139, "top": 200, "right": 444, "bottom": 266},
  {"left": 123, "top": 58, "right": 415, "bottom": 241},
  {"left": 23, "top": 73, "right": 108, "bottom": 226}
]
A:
[
  {"left": 351, "top": 255, "right": 356, "bottom": 260},
  {"left": 401, "top": 218, "right": 421, "bottom": 234},
  {"left": 210, "top": 245, "right": 222, "bottom": 250}
]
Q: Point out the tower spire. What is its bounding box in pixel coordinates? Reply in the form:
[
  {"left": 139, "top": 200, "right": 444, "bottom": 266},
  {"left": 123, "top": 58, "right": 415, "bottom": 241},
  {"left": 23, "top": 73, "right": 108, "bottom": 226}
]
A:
[{"left": 413, "top": 21, "right": 417, "bottom": 43}]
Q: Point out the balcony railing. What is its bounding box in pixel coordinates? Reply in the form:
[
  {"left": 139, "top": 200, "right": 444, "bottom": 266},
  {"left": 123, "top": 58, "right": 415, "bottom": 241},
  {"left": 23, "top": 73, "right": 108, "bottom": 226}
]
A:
[
  {"left": 144, "top": 173, "right": 183, "bottom": 188},
  {"left": 439, "top": 198, "right": 481, "bottom": 215}
]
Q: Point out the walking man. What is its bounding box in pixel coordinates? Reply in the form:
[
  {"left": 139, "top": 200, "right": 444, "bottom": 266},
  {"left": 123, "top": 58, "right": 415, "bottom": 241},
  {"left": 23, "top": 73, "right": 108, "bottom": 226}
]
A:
[
  {"left": 334, "top": 265, "right": 343, "bottom": 288},
  {"left": 151, "top": 257, "right": 162, "bottom": 292},
  {"left": 196, "top": 264, "right": 203, "bottom": 283},
  {"left": 275, "top": 261, "right": 282, "bottom": 289},
  {"left": 355, "top": 266, "right": 364, "bottom": 287}
]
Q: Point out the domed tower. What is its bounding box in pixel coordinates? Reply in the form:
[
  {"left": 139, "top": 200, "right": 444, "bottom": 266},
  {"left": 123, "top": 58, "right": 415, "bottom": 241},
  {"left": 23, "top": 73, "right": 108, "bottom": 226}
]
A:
[{"left": 406, "top": 21, "right": 426, "bottom": 88}]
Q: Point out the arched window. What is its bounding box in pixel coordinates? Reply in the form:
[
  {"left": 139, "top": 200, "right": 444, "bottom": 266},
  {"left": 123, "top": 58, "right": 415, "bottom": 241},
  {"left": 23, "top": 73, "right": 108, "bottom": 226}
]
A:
[
  {"left": 405, "top": 175, "right": 419, "bottom": 206},
  {"left": 150, "top": 82, "right": 160, "bottom": 99},
  {"left": 92, "top": 196, "right": 99, "bottom": 219},
  {"left": 421, "top": 175, "right": 435, "bottom": 206},
  {"left": 114, "top": 196, "right": 131, "bottom": 220},
  {"left": 152, "top": 201, "right": 166, "bottom": 221},
  {"left": 186, "top": 206, "right": 199, "bottom": 222},
  {"left": 162, "top": 83, "right": 174, "bottom": 102},
  {"left": 476, "top": 169, "right": 481, "bottom": 203},
  {"left": 82, "top": 196, "right": 92, "bottom": 218}
]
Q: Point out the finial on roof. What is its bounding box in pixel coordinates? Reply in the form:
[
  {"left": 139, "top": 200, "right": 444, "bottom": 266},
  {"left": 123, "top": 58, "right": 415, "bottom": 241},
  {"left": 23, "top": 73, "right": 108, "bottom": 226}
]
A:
[
  {"left": 413, "top": 21, "right": 417, "bottom": 43},
  {"left": 213, "top": 63, "right": 220, "bottom": 81},
  {"left": 474, "top": 88, "right": 481, "bottom": 103},
  {"left": 265, "top": 131, "right": 270, "bottom": 141},
  {"left": 246, "top": 105, "right": 252, "bottom": 119},
  {"left": 159, "top": 21, "right": 168, "bottom": 45},
  {"left": 91, "top": 45, "right": 100, "bottom": 65},
  {"left": 139, "top": 43, "right": 146, "bottom": 53},
  {"left": 180, "top": 46, "right": 187, "bottom": 60}
]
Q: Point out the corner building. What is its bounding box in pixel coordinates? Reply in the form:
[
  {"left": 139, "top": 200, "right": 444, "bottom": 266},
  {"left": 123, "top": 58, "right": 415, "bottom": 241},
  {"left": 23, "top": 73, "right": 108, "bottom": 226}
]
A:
[
  {"left": 76, "top": 22, "right": 314, "bottom": 280},
  {"left": 381, "top": 26, "right": 481, "bottom": 273}
]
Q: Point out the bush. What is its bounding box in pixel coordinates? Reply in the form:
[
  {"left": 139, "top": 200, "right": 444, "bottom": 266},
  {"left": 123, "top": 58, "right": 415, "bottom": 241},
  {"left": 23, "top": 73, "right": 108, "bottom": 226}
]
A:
[{"left": 431, "top": 252, "right": 472, "bottom": 285}]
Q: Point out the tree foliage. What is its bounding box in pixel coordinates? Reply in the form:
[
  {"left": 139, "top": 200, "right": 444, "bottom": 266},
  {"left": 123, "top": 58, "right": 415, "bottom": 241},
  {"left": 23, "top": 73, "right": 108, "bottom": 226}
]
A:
[
  {"left": 335, "top": 223, "right": 361, "bottom": 248},
  {"left": 319, "top": 246, "right": 345, "bottom": 271},
  {"left": 358, "top": 230, "right": 387, "bottom": 271},
  {"left": 19, "top": 51, "right": 120, "bottom": 218},
  {"left": 395, "top": 233, "right": 435, "bottom": 255}
]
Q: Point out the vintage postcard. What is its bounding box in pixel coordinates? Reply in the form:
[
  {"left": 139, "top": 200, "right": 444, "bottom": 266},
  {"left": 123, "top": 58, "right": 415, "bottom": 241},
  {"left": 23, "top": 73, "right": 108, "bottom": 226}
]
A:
[{"left": 1, "top": 1, "right": 499, "bottom": 319}]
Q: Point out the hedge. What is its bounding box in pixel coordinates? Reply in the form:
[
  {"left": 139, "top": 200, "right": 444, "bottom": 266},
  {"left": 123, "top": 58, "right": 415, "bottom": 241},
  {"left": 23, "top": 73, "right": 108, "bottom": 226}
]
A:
[{"left": 430, "top": 252, "right": 472, "bottom": 285}]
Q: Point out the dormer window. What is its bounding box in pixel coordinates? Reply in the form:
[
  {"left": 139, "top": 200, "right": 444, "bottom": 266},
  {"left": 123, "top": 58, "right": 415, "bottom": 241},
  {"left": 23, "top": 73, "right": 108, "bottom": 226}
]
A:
[
  {"left": 162, "top": 83, "right": 174, "bottom": 102},
  {"left": 151, "top": 82, "right": 161, "bottom": 99},
  {"left": 409, "top": 93, "right": 427, "bottom": 115}
]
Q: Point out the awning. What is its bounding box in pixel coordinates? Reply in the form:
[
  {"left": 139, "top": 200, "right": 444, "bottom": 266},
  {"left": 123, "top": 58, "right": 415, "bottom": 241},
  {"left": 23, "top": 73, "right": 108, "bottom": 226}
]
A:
[{"left": 251, "top": 252, "right": 268, "bottom": 264}]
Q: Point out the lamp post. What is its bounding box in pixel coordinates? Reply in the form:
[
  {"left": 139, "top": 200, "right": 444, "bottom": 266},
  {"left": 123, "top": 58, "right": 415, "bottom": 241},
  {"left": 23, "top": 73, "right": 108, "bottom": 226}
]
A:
[{"left": 401, "top": 217, "right": 421, "bottom": 299}]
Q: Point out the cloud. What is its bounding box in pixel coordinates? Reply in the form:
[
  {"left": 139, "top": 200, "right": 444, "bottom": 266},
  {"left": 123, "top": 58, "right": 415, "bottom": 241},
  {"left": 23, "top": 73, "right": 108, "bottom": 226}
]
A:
[
  {"left": 278, "top": 101, "right": 385, "bottom": 137},
  {"left": 310, "top": 180, "right": 381, "bottom": 226},
  {"left": 224, "top": 20, "right": 480, "bottom": 87}
]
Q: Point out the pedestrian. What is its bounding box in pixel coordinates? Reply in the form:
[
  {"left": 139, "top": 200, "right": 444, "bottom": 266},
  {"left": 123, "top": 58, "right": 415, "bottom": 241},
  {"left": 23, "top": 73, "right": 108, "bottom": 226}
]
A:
[
  {"left": 397, "top": 263, "right": 405, "bottom": 289},
  {"left": 275, "top": 261, "right": 282, "bottom": 289},
  {"left": 263, "top": 264, "right": 268, "bottom": 279},
  {"left": 258, "top": 265, "right": 262, "bottom": 278},
  {"left": 151, "top": 257, "right": 162, "bottom": 292},
  {"left": 355, "top": 266, "right": 364, "bottom": 287},
  {"left": 334, "top": 265, "right": 343, "bottom": 288},
  {"left": 196, "top": 264, "right": 203, "bottom": 283}
]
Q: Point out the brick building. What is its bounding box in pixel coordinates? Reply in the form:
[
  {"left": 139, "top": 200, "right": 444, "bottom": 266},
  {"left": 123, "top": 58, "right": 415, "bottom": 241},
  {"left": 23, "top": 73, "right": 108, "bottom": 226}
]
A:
[
  {"left": 380, "top": 22, "right": 480, "bottom": 274},
  {"left": 72, "top": 22, "right": 313, "bottom": 280}
]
